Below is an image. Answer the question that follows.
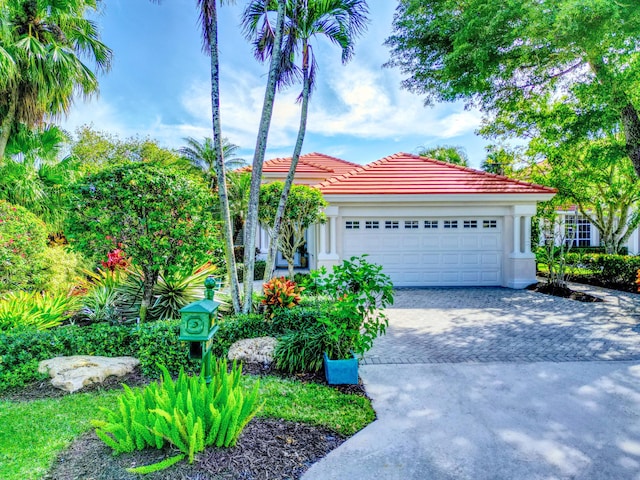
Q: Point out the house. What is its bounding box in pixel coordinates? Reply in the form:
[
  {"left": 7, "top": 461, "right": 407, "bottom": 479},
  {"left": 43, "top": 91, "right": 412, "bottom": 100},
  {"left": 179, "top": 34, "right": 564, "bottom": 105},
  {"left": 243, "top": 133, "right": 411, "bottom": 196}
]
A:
[{"left": 255, "top": 152, "right": 556, "bottom": 289}]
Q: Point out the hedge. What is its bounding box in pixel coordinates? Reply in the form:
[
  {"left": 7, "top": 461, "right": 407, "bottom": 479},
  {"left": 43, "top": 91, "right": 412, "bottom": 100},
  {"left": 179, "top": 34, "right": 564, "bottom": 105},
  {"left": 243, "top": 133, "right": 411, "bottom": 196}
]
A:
[
  {"left": 0, "top": 302, "right": 329, "bottom": 393},
  {"left": 538, "top": 250, "right": 640, "bottom": 292}
]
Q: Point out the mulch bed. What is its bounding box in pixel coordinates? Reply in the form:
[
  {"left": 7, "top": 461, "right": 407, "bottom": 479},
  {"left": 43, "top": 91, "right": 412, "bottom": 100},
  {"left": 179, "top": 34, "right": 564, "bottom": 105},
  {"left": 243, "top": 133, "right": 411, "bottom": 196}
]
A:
[
  {"left": 6, "top": 363, "right": 367, "bottom": 480},
  {"left": 527, "top": 282, "right": 604, "bottom": 302}
]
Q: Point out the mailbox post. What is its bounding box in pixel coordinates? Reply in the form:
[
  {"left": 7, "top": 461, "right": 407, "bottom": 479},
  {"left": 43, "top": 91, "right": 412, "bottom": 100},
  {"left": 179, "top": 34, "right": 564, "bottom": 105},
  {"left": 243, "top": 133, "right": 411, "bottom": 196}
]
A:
[{"left": 179, "top": 276, "right": 220, "bottom": 383}]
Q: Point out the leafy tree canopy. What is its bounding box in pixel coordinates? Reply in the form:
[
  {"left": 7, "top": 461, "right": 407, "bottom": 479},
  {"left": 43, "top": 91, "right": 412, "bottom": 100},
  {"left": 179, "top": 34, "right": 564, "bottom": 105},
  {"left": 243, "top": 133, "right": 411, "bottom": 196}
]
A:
[
  {"left": 66, "top": 162, "right": 218, "bottom": 321},
  {"left": 417, "top": 144, "right": 468, "bottom": 166},
  {"left": 387, "top": 0, "right": 640, "bottom": 175}
]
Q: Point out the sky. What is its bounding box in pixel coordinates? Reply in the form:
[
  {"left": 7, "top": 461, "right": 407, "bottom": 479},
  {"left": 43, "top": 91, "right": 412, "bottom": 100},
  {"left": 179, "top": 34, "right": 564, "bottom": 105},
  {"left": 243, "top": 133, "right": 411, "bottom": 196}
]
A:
[{"left": 60, "top": 0, "right": 493, "bottom": 169}]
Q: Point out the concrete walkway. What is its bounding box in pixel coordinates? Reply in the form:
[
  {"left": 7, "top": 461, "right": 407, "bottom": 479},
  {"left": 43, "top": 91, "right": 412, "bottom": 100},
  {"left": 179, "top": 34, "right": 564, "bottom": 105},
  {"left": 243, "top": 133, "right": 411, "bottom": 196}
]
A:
[{"left": 303, "top": 287, "right": 640, "bottom": 480}]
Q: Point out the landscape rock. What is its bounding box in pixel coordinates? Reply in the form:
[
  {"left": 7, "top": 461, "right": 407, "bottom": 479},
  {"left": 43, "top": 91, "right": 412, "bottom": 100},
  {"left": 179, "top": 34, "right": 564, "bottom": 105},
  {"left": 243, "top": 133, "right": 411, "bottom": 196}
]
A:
[
  {"left": 228, "top": 337, "right": 278, "bottom": 364},
  {"left": 38, "top": 355, "right": 140, "bottom": 393}
]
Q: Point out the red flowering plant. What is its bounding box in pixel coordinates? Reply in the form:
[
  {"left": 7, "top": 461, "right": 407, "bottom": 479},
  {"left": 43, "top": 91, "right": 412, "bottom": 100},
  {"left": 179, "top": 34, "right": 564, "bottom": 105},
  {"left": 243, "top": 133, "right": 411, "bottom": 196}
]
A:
[
  {"left": 101, "top": 245, "right": 131, "bottom": 272},
  {"left": 261, "top": 277, "right": 304, "bottom": 317}
]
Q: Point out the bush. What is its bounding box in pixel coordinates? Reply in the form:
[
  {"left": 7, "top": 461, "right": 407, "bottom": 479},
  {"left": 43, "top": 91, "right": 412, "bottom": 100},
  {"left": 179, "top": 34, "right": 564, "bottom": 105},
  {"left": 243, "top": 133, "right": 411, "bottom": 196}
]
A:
[
  {"left": 274, "top": 325, "right": 329, "bottom": 373},
  {"left": 93, "top": 360, "right": 262, "bottom": 472},
  {"left": 261, "top": 277, "right": 304, "bottom": 315},
  {"left": 40, "top": 246, "right": 91, "bottom": 295},
  {"left": 236, "top": 260, "right": 267, "bottom": 282},
  {"left": 564, "top": 252, "right": 640, "bottom": 291},
  {"left": 0, "top": 200, "right": 49, "bottom": 292},
  {"left": 209, "top": 313, "right": 272, "bottom": 358}
]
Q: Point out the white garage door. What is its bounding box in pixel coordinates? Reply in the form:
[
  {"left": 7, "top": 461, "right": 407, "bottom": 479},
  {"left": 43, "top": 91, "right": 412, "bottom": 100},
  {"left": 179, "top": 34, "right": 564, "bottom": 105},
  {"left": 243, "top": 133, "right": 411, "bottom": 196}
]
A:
[{"left": 342, "top": 217, "right": 502, "bottom": 287}]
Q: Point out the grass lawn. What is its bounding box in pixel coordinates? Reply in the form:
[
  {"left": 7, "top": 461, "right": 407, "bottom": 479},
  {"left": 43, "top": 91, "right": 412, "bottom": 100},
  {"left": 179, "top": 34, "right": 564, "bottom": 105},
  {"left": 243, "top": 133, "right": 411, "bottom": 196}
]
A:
[{"left": 0, "top": 375, "right": 374, "bottom": 480}]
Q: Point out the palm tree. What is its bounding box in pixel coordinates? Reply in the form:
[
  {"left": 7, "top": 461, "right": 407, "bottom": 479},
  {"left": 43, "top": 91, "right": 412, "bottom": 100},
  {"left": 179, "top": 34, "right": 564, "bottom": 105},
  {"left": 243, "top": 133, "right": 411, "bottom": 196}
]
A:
[
  {"left": 243, "top": 0, "right": 369, "bottom": 280},
  {"left": 0, "top": 0, "right": 112, "bottom": 159},
  {"left": 1, "top": 124, "right": 78, "bottom": 229},
  {"left": 179, "top": 136, "right": 246, "bottom": 190},
  {"left": 417, "top": 145, "right": 469, "bottom": 166}
]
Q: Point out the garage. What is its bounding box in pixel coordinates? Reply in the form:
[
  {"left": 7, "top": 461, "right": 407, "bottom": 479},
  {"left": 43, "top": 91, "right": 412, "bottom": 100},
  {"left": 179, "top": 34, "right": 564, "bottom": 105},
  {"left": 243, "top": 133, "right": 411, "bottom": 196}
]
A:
[{"left": 342, "top": 216, "right": 502, "bottom": 287}]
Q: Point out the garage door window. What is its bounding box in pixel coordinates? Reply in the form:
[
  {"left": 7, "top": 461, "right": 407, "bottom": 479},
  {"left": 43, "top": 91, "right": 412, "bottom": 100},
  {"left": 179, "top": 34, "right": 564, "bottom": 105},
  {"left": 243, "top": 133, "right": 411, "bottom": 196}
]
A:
[
  {"left": 404, "top": 220, "right": 419, "bottom": 229},
  {"left": 385, "top": 221, "right": 399, "bottom": 229},
  {"left": 464, "top": 220, "right": 478, "bottom": 229},
  {"left": 345, "top": 221, "right": 360, "bottom": 229},
  {"left": 365, "top": 221, "right": 380, "bottom": 229},
  {"left": 444, "top": 220, "right": 458, "bottom": 229},
  {"left": 424, "top": 220, "right": 438, "bottom": 229},
  {"left": 483, "top": 220, "right": 497, "bottom": 229}
]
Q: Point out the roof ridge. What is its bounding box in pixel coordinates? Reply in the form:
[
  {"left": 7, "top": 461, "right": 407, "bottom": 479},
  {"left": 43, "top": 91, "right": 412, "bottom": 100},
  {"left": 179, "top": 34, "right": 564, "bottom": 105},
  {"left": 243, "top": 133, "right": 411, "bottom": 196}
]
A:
[{"left": 307, "top": 152, "right": 361, "bottom": 167}]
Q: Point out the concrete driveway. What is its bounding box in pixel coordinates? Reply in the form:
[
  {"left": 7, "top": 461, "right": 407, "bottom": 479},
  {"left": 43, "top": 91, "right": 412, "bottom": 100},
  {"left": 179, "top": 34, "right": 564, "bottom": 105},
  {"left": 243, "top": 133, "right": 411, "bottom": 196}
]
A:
[{"left": 303, "top": 288, "right": 640, "bottom": 480}]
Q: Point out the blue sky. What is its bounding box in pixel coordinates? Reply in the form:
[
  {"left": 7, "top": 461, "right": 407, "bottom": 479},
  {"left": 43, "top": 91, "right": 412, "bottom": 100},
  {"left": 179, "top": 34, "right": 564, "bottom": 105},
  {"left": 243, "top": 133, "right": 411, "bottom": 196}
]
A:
[{"left": 60, "top": 0, "right": 492, "bottom": 168}]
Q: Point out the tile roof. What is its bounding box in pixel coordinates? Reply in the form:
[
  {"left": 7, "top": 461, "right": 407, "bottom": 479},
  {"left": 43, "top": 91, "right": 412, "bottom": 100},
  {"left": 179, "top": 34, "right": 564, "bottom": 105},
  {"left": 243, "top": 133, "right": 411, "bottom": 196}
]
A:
[
  {"left": 317, "top": 152, "right": 557, "bottom": 195},
  {"left": 242, "top": 152, "right": 359, "bottom": 176}
]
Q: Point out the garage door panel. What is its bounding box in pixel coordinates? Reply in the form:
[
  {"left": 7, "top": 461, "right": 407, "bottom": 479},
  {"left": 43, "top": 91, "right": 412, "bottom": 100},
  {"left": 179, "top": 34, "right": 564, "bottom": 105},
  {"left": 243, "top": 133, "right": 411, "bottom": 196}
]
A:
[{"left": 343, "top": 217, "right": 502, "bottom": 287}]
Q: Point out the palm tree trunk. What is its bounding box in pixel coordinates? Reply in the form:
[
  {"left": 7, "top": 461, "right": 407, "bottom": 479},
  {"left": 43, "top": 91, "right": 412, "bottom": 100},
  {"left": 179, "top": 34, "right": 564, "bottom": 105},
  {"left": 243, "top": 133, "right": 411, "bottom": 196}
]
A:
[
  {"left": 264, "top": 54, "right": 311, "bottom": 281},
  {"left": 0, "top": 84, "right": 18, "bottom": 160},
  {"left": 207, "top": 1, "right": 241, "bottom": 313},
  {"left": 242, "top": 0, "right": 287, "bottom": 313},
  {"left": 139, "top": 268, "right": 159, "bottom": 323}
]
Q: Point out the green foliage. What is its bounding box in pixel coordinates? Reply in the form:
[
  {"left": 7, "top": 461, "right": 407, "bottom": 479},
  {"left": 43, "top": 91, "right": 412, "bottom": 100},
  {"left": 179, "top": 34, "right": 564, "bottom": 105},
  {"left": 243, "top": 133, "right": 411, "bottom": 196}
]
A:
[
  {"left": 0, "top": 200, "right": 49, "bottom": 292},
  {"left": 314, "top": 256, "right": 395, "bottom": 358},
  {"left": 66, "top": 161, "right": 218, "bottom": 321},
  {"left": 209, "top": 313, "right": 272, "bottom": 358},
  {"left": 40, "top": 246, "right": 91, "bottom": 295},
  {"left": 274, "top": 326, "right": 328, "bottom": 373},
  {"left": 93, "top": 360, "right": 263, "bottom": 470},
  {"left": 259, "top": 182, "right": 327, "bottom": 277},
  {"left": 0, "top": 321, "right": 190, "bottom": 392},
  {"left": 417, "top": 144, "right": 468, "bottom": 166},
  {"left": 0, "top": 291, "right": 80, "bottom": 332},
  {"left": 566, "top": 252, "right": 640, "bottom": 291}
]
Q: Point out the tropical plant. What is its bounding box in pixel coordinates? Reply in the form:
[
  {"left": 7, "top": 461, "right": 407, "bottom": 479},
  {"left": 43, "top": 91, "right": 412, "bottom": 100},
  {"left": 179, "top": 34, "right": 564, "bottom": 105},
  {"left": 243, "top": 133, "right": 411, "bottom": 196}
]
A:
[
  {"left": 0, "top": 0, "right": 112, "bottom": 159},
  {"left": 93, "top": 360, "right": 263, "bottom": 472},
  {"left": 274, "top": 325, "right": 328, "bottom": 373},
  {"left": 417, "top": 145, "right": 469, "bottom": 166},
  {"left": 117, "top": 263, "right": 219, "bottom": 322},
  {"left": 66, "top": 162, "right": 218, "bottom": 322},
  {"left": 261, "top": 276, "right": 304, "bottom": 313},
  {"left": 243, "top": 0, "right": 369, "bottom": 282},
  {"left": 0, "top": 200, "right": 49, "bottom": 293},
  {"left": 179, "top": 136, "right": 246, "bottom": 190},
  {"left": 259, "top": 182, "right": 327, "bottom": 278},
  {"left": 314, "top": 256, "right": 394, "bottom": 359},
  {"left": 0, "top": 291, "right": 80, "bottom": 332},
  {"left": 226, "top": 170, "right": 252, "bottom": 244}
]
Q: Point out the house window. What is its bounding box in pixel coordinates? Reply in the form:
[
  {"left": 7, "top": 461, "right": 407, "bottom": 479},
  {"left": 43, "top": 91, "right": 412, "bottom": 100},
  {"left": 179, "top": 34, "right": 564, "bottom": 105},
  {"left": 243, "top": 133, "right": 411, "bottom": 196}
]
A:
[
  {"left": 405, "top": 220, "right": 419, "bottom": 229},
  {"left": 444, "top": 220, "right": 458, "bottom": 229},
  {"left": 345, "top": 221, "right": 360, "bottom": 230},
  {"left": 464, "top": 220, "right": 478, "bottom": 229},
  {"left": 424, "top": 220, "right": 438, "bottom": 229},
  {"left": 564, "top": 215, "right": 591, "bottom": 247},
  {"left": 483, "top": 220, "right": 497, "bottom": 229},
  {"left": 365, "top": 220, "right": 379, "bottom": 229},
  {"left": 385, "top": 221, "right": 399, "bottom": 229}
]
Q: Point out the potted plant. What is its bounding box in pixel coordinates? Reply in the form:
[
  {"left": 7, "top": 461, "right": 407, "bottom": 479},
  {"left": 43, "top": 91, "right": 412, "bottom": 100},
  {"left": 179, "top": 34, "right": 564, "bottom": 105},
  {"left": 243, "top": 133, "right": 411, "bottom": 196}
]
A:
[{"left": 315, "top": 256, "right": 394, "bottom": 384}]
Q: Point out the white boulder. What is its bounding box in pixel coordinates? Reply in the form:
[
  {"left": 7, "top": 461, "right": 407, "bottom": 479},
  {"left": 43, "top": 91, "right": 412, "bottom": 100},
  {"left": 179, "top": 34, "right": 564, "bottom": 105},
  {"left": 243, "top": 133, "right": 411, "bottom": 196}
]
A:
[
  {"left": 38, "top": 355, "right": 140, "bottom": 393},
  {"left": 227, "top": 337, "right": 278, "bottom": 364}
]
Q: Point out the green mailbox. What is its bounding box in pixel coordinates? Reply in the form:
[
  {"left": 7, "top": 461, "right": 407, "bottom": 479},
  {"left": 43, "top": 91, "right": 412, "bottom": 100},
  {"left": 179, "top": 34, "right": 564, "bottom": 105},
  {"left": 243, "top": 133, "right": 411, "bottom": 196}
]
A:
[{"left": 179, "top": 276, "right": 220, "bottom": 382}]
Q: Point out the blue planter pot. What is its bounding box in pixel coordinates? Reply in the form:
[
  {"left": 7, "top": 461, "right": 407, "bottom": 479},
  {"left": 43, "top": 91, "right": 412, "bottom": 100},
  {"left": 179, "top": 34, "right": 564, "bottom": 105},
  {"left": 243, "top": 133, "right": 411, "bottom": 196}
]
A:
[{"left": 323, "top": 352, "right": 359, "bottom": 385}]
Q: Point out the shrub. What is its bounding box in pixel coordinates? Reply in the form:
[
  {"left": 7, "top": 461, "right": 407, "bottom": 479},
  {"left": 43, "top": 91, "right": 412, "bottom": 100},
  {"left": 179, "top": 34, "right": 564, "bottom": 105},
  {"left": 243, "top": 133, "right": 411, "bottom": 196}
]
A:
[
  {"left": 0, "top": 291, "right": 81, "bottom": 332},
  {"left": 136, "top": 321, "right": 200, "bottom": 377},
  {"left": 261, "top": 277, "right": 304, "bottom": 317},
  {"left": 563, "top": 252, "right": 640, "bottom": 291},
  {"left": 40, "top": 246, "right": 91, "bottom": 295},
  {"left": 93, "top": 360, "right": 262, "bottom": 472},
  {"left": 0, "top": 200, "right": 49, "bottom": 292},
  {"left": 209, "top": 313, "right": 271, "bottom": 358}
]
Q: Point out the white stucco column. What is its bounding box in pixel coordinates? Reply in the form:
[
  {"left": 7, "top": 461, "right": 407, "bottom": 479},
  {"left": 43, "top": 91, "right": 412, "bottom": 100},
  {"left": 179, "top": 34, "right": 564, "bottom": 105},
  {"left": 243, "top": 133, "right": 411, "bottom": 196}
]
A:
[
  {"left": 512, "top": 214, "right": 522, "bottom": 256},
  {"left": 318, "top": 206, "right": 339, "bottom": 262},
  {"left": 329, "top": 216, "right": 337, "bottom": 256},
  {"left": 523, "top": 215, "right": 532, "bottom": 255},
  {"left": 319, "top": 223, "right": 327, "bottom": 256}
]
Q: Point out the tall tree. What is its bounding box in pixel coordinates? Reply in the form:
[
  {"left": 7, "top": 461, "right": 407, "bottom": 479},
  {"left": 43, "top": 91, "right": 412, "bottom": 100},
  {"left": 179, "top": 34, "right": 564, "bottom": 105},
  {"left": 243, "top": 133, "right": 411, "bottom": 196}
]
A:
[
  {"left": 179, "top": 136, "right": 246, "bottom": 190},
  {"left": 480, "top": 145, "right": 518, "bottom": 176},
  {"left": 0, "top": 0, "right": 112, "bottom": 159},
  {"left": 240, "top": 0, "right": 287, "bottom": 313},
  {"left": 417, "top": 144, "right": 468, "bottom": 166},
  {"left": 387, "top": 0, "right": 640, "bottom": 176},
  {"left": 243, "top": 0, "right": 368, "bottom": 281}
]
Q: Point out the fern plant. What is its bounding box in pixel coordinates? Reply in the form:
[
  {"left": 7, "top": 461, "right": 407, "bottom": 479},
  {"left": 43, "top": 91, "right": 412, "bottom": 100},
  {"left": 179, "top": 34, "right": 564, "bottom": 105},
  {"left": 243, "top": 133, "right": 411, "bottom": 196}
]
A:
[
  {"left": 93, "top": 359, "right": 263, "bottom": 472},
  {"left": 0, "top": 291, "right": 80, "bottom": 331}
]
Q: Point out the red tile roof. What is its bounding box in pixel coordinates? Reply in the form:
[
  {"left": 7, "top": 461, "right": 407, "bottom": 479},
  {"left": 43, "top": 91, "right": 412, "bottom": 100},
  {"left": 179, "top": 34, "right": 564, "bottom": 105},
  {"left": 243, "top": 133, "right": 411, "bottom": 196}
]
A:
[
  {"left": 242, "top": 152, "right": 359, "bottom": 176},
  {"left": 317, "top": 152, "right": 557, "bottom": 195}
]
